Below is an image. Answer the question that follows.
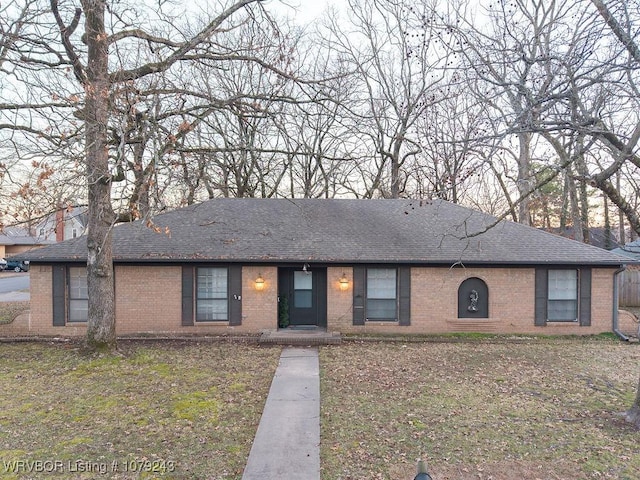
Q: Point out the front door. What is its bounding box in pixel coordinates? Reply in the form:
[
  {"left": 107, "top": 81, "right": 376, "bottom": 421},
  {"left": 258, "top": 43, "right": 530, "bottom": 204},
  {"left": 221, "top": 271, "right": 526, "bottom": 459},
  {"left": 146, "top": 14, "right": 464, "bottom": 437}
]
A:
[{"left": 278, "top": 267, "right": 327, "bottom": 328}]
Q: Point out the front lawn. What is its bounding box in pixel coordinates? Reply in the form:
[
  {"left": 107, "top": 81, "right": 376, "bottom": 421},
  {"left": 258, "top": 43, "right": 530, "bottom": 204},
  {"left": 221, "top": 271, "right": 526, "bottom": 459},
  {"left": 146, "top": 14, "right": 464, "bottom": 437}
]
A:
[
  {"left": 0, "top": 341, "right": 281, "bottom": 479},
  {"left": 3, "top": 337, "right": 639, "bottom": 479},
  {"left": 320, "top": 339, "right": 640, "bottom": 480}
]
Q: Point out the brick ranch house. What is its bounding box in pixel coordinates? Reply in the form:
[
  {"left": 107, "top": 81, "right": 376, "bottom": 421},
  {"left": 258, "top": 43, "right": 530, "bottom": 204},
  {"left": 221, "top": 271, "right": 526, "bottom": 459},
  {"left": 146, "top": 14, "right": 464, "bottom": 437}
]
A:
[{"left": 14, "top": 198, "right": 631, "bottom": 337}]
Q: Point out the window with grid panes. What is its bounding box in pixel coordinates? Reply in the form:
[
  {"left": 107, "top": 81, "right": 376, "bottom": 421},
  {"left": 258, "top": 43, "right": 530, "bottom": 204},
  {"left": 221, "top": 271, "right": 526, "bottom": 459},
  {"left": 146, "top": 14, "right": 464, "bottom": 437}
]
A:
[
  {"left": 196, "top": 268, "right": 228, "bottom": 321},
  {"left": 547, "top": 269, "right": 578, "bottom": 321},
  {"left": 68, "top": 267, "right": 88, "bottom": 322},
  {"left": 366, "top": 268, "right": 397, "bottom": 321}
]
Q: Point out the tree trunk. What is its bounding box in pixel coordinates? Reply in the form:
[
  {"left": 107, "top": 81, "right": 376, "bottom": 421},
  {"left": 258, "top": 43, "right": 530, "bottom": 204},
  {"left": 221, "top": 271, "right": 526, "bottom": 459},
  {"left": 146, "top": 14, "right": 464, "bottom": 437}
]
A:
[
  {"left": 594, "top": 177, "right": 640, "bottom": 237},
  {"left": 567, "top": 168, "right": 584, "bottom": 243},
  {"left": 517, "top": 132, "right": 532, "bottom": 225},
  {"left": 603, "top": 194, "right": 612, "bottom": 249},
  {"left": 83, "top": 0, "right": 117, "bottom": 350},
  {"left": 560, "top": 172, "right": 569, "bottom": 229},
  {"left": 574, "top": 145, "right": 590, "bottom": 243},
  {"left": 625, "top": 375, "right": 640, "bottom": 428},
  {"left": 617, "top": 170, "right": 626, "bottom": 245}
]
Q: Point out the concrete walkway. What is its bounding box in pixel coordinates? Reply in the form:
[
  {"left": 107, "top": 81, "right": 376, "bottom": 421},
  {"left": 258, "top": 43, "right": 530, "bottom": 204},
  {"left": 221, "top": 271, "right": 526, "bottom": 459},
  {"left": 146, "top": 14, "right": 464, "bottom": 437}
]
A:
[
  {"left": 242, "top": 346, "right": 320, "bottom": 480},
  {"left": 0, "top": 291, "right": 29, "bottom": 302}
]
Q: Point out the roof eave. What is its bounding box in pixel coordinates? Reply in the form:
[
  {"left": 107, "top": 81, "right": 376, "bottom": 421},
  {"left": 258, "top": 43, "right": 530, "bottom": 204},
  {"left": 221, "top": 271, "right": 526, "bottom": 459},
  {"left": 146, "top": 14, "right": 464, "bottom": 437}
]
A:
[{"left": 26, "top": 257, "right": 628, "bottom": 267}]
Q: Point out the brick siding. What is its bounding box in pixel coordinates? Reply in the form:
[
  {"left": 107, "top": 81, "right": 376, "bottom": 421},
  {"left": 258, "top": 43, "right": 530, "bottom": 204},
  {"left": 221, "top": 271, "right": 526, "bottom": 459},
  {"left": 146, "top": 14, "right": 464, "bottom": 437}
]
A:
[
  {"left": 10, "top": 264, "right": 616, "bottom": 337},
  {"left": 327, "top": 266, "right": 615, "bottom": 335}
]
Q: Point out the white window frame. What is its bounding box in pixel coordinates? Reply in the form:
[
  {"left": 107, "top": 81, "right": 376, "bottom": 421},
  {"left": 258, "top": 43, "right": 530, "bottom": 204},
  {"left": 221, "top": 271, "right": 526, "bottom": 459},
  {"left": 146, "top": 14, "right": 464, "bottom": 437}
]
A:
[
  {"left": 196, "top": 267, "right": 228, "bottom": 322},
  {"left": 547, "top": 269, "right": 578, "bottom": 322},
  {"left": 366, "top": 268, "right": 398, "bottom": 321},
  {"left": 68, "top": 267, "right": 88, "bottom": 322}
]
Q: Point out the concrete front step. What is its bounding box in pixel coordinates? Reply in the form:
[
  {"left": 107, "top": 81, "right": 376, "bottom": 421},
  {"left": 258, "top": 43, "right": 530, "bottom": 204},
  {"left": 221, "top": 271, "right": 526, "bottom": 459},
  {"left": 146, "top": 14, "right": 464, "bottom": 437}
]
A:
[{"left": 258, "top": 329, "right": 341, "bottom": 346}]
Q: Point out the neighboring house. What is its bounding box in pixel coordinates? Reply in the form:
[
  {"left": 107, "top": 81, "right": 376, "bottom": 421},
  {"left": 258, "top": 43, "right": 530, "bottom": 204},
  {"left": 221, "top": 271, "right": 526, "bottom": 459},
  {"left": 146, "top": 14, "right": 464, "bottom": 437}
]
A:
[
  {"left": 611, "top": 239, "right": 640, "bottom": 307},
  {"left": 34, "top": 206, "right": 88, "bottom": 242},
  {"left": 0, "top": 228, "right": 53, "bottom": 259},
  {"left": 0, "top": 207, "right": 86, "bottom": 260},
  {"left": 16, "top": 198, "right": 630, "bottom": 337}
]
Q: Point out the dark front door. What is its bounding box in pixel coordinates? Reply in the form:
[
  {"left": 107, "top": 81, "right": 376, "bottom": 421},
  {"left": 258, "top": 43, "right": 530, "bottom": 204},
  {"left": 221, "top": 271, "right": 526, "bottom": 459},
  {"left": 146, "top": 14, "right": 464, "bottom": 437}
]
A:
[{"left": 278, "top": 267, "right": 327, "bottom": 328}]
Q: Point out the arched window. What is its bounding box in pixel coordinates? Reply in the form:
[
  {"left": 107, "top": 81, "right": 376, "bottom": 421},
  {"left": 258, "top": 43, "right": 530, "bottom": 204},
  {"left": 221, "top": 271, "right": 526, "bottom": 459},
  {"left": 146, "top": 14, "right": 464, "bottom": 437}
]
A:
[{"left": 458, "top": 277, "right": 489, "bottom": 318}]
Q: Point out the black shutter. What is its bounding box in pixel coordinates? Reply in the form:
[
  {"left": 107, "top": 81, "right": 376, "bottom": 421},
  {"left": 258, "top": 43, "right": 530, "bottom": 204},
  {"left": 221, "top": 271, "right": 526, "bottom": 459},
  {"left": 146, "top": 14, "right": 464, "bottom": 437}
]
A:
[
  {"left": 398, "top": 267, "right": 411, "bottom": 326},
  {"left": 317, "top": 269, "right": 328, "bottom": 328},
  {"left": 52, "top": 265, "right": 66, "bottom": 326},
  {"left": 182, "top": 266, "right": 194, "bottom": 326},
  {"left": 534, "top": 268, "right": 547, "bottom": 327},
  {"left": 228, "top": 265, "right": 242, "bottom": 326},
  {"left": 579, "top": 268, "right": 592, "bottom": 326},
  {"left": 352, "top": 266, "right": 365, "bottom": 325}
]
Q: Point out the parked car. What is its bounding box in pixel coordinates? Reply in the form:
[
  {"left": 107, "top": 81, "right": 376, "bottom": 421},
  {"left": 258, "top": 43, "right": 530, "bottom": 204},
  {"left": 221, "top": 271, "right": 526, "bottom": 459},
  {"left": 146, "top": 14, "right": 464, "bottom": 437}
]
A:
[
  {"left": 0, "top": 258, "right": 6, "bottom": 271},
  {"left": 5, "top": 259, "right": 29, "bottom": 272}
]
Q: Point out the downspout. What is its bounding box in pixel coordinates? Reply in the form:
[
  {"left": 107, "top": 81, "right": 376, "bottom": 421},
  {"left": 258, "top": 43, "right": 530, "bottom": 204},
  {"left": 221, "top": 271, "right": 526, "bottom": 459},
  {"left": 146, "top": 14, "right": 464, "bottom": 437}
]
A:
[{"left": 613, "top": 265, "right": 628, "bottom": 341}]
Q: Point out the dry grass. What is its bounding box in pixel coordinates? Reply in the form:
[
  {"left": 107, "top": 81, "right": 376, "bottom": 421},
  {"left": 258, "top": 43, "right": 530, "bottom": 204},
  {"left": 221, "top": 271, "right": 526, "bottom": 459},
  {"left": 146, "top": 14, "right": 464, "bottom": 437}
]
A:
[
  {"left": 0, "top": 341, "right": 281, "bottom": 479},
  {"left": 319, "top": 338, "right": 640, "bottom": 480},
  {"left": 0, "top": 302, "right": 29, "bottom": 325},
  {"left": 3, "top": 335, "right": 640, "bottom": 479}
]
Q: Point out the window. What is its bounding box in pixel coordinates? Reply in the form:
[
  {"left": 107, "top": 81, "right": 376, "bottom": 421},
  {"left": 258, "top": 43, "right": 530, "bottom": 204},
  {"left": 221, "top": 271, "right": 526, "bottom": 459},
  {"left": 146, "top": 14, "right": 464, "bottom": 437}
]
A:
[
  {"left": 294, "top": 271, "right": 313, "bottom": 308},
  {"left": 547, "top": 269, "right": 578, "bottom": 321},
  {"left": 68, "top": 267, "right": 88, "bottom": 322},
  {"left": 196, "top": 268, "right": 228, "bottom": 321},
  {"left": 182, "top": 265, "right": 242, "bottom": 327},
  {"left": 366, "top": 268, "right": 397, "bottom": 321},
  {"left": 72, "top": 228, "right": 78, "bottom": 238}
]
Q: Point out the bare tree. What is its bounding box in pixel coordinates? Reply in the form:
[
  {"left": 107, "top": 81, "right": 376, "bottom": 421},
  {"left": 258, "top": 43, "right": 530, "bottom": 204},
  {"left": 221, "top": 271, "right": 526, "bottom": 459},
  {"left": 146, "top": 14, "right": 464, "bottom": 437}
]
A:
[
  {"left": 321, "top": 0, "right": 451, "bottom": 198},
  {"left": 588, "top": 0, "right": 640, "bottom": 428},
  {"left": 443, "top": 0, "right": 595, "bottom": 225},
  {"left": 126, "top": 14, "right": 316, "bottom": 203},
  {"left": 433, "top": 0, "right": 640, "bottom": 239},
  {"left": 275, "top": 40, "right": 361, "bottom": 198},
  {"left": 1, "top": 0, "right": 88, "bottom": 230},
  {"left": 44, "top": 0, "right": 273, "bottom": 350},
  {"left": 411, "top": 87, "right": 491, "bottom": 203},
  {"left": 584, "top": 0, "right": 640, "bottom": 236}
]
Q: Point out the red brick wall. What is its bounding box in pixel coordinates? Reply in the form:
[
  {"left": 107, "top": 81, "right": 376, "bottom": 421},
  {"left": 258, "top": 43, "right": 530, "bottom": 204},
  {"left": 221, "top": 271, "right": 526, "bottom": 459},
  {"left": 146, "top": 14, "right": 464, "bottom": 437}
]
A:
[
  {"left": 20, "top": 264, "right": 278, "bottom": 336},
  {"left": 327, "top": 266, "right": 616, "bottom": 335},
  {"left": 18, "top": 264, "right": 88, "bottom": 337},
  {"left": 241, "top": 266, "right": 278, "bottom": 331},
  {"left": 11, "top": 264, "right": 617, "bottom": 337},
  {"left": 114, "top": 265, "right": 277, "bottom": 335}
]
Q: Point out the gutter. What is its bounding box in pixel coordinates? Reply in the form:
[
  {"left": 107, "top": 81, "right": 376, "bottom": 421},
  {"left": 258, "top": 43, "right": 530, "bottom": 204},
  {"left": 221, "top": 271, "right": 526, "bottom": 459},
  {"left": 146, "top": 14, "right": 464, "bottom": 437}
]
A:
[{"left": 613, "top": 265, "right": 628, "bottom": 341}]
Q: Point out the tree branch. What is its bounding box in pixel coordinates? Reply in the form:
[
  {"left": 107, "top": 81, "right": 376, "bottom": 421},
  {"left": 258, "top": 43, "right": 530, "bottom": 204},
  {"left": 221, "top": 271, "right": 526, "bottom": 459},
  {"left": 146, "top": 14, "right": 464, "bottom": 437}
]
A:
[
  {"left": 590, "top": 0, "right": 640, "bottom": 63},
  {"left": 109, "top": 0, "right": 260, "bottom": 82},
  {"left": 50, "top": 0, "right": 86, "bottom": 84}
]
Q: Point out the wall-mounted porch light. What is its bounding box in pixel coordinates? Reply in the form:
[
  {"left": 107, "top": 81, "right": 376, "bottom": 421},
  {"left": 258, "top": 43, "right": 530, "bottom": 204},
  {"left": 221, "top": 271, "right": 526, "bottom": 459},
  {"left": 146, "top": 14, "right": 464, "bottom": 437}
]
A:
[
  {"left": 255, "top": 274, "right": 265, "bottom": 291},
  {"left": 339, "top": 273, "right": 350, "bottom": 291}
]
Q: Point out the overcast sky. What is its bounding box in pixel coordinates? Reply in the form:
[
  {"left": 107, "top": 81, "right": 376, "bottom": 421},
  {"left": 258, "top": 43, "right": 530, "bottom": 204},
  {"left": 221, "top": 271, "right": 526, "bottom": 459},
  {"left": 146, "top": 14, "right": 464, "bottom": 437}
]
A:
[{"left": 266, "top": 0, "right": 333, "bottom": 25}]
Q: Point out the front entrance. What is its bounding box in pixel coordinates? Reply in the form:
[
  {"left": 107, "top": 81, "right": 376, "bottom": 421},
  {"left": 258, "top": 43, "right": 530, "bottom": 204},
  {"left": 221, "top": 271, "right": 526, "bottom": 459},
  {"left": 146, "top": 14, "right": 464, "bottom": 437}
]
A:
[{"left": 278, "top": 267, "right": 327, "bottom": 328}]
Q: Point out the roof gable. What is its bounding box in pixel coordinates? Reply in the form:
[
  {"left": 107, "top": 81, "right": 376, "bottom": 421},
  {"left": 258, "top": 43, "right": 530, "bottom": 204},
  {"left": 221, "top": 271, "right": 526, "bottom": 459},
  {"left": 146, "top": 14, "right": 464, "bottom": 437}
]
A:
[{"left": 21, "top": 198, "right": 629, "bottom": 266}]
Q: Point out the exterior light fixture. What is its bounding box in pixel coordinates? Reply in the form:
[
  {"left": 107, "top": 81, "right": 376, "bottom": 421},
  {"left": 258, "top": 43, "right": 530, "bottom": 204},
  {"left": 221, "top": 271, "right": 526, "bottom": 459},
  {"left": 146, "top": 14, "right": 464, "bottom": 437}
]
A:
[
  {"left": 339, "top": 273, "right": 349, "bottom": 291},
  {"left": 255, "top": 274, "right": 265, "bottom": 291}
]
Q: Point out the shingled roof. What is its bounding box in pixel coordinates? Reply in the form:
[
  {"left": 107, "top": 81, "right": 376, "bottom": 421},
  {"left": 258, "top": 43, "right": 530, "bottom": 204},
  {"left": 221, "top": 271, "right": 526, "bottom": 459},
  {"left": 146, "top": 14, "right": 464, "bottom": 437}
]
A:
[
  {"left": 611, "top": 239, "right": 640, "bottom": 262},
  {"left": 20, "top": 198, "right": 629, "bottom": 266}
]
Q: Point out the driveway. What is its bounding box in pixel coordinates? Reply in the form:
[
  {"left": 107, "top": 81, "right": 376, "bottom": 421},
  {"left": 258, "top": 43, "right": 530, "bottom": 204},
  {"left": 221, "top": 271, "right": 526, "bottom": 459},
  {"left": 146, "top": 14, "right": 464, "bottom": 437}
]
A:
[{"left": 0, "top": 272, "right": 30, "bottom": 302}]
